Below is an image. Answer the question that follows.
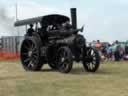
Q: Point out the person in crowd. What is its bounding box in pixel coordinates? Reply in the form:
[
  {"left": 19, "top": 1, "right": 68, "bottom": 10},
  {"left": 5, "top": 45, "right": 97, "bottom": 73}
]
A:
[
  {"left": 119, "top": 45, "right": 125, "bottom": 59},
  {"left": 114, "top": 44, "right": 121, "bottom": 61},
  {"left": 95, "top": 40, "right": 105, "bottom": 61},
  {"left": 125, "top": 44, "right": 128, "bottom": 54},
  {"left": 123, "top": 44, "right": 128, "bottom": 60},
  {"left": 96, "top": 40, "right": 102, "bottom": 50},
  {"left": 106, "top": 44, "right": 113, "bottom": 61}
]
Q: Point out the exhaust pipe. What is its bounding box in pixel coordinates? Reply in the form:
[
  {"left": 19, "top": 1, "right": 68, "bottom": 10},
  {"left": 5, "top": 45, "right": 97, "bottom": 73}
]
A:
[{"left": 71, "top": 8, "right": 77, "bottom": 29}]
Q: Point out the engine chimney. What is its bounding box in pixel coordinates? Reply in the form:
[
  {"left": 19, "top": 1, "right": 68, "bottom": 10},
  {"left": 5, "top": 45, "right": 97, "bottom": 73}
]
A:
[{"left": 71, "top": 8, "right": 77, "bottom": 29}]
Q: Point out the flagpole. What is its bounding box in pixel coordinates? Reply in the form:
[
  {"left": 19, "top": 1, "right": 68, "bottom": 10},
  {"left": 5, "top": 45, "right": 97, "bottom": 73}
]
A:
[
  {"left": 15, "top": 3, "right": 20, "bottom": 53},
  {"left": 16, "top": 4, "right": 19, "bottom": 36}
]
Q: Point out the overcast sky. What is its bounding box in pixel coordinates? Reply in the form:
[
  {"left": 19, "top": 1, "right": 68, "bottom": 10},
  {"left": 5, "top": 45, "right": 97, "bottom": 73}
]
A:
[{"left": 0, "top": 0, "right": 128, "bottom": 42}]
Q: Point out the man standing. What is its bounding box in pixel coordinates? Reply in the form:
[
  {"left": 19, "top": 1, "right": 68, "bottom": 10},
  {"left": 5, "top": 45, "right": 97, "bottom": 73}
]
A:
[{"left": 27, "top": 24, "right": 35, "bottom": 36}]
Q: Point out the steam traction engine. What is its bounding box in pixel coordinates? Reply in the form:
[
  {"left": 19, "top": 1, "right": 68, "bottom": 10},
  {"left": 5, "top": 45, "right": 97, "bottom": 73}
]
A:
[{"left": 14, "top": 8, "right": 100, "bottom": 73}]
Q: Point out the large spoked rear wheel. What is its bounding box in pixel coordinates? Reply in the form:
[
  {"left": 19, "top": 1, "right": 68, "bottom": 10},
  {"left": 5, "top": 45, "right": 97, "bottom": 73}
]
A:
[
  {"left": 20, "top": 37, "right": 43, "bottom": 71},
  {"left": 83, "top": 47, "right": 100, "bottom": 72},
  {"left": 57, "top": 47, "right": 73, "bottom": 73}
]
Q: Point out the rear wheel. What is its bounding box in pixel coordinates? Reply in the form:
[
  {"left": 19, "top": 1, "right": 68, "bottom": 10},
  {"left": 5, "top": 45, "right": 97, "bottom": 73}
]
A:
[
  {"left": 56, "top": 46, "right": 73, "bottom": 73},
  {"left": 83, "top": 47, "right": 100, "bottom": 72},
  {"left": 20, "top": 37, "right": 43, "bottom": 71}
]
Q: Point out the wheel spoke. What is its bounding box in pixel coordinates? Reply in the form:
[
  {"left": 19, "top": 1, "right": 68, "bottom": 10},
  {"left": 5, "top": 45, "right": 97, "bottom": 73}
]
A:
[
  {"left": 91, "top": 64, "right": 95, "bottom": 69},
  {"left": 33, "top": 54, "right": 38, "bottom": 58},
  {"left": 59, "top": 52, "right": 68, "bottom": 70},
  {"left": 31, "top": 59, "right": 36, "bottom": 65},
  {"left": 26, "top": 40, "right": 32, "bottom": 48},
  {"left": 22, "top": 52, "right": 28, "bottom": 56},
  {"left": 32, "top": 50, "right": 38, "bottom": 54},
  {"left": 31, "top": 43, "right": 36, "bottom": 51},
  {"left": 86, "top": 59, "right": 97, "bottom": 70},
  {"left": 32, "top": 47, "right": 36, "bottom": 52},
  {"left": 92, "top": 53, "right": 96, "bottom": 56},
  {"left": 31, "top": 43, "right": 34, "bottom": 49},
  {"left": 92, "top": 60, "right": 96, "bottom": 64},
  {"left": 27, "top": 63, "right": 31, "bottom": 68},
  {"left": 90, "top": 63, "right": 93, "bottom": 69},
  {"left": 91, "top": 50, "right": 94, "bottom": 55},
  {"left": 93, "top": 57, "right": 96, "bottom": 60},
  {"left": 24, "top": 58, "right": 30, "bottom": 63},
  {"left": 88, "top": 49, "right": 92, "bottom": 55},
  {"left": 63, "top": 51, "right": 67, "bottom": 57},
  {"left": 61, "top": 64, "right": 65, "bottom": 69},
  {"left": 24, "top": 45, "right": 30, "bottom": 50},
  {"left": 32, "top": 47, "right": 38, "bottom": 53},
  {"left": 86, "top": 63, "right": 90, "bottom": 68}
]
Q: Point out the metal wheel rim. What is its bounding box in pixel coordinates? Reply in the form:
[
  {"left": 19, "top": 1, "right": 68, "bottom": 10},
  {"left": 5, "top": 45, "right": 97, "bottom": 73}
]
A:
[
  {"left": 86, "top": 48, "right": 97, "bottom": 70},
  {"left": 21, "top": 40, "right": 38, "bottom": 69},
  {"left": 57, "top": 48, "right": 70, "bottom": 70}
]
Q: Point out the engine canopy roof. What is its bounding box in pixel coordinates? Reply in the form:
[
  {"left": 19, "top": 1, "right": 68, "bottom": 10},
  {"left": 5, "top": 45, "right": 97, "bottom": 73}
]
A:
[{"left": 14, "top": 14, "right": 70, "bottom": 27}]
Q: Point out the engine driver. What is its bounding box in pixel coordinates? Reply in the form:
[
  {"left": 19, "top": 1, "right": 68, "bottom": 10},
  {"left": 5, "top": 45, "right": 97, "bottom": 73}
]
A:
[
  {"left": 62, "top": 20, "right": 72, "bottom": 30},
  {"left": 27, "top": 24, "right": 35, "bottom": 36}
]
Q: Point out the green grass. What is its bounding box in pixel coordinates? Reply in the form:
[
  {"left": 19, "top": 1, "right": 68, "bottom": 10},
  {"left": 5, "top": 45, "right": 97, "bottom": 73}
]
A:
[{"left": 0, "top": 60, "right": 128, "bottom": 96}]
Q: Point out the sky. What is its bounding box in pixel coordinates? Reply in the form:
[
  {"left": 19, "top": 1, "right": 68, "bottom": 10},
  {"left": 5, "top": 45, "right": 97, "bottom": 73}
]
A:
[{"left": 0, "top": 0, "right": 128, "bottom": 42}]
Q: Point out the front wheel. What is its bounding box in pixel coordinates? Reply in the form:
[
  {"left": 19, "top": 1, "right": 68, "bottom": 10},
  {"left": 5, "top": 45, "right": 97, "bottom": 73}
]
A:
[
  {"left": 83, "top": 47, "right": 100, "bottom": 72},
  {"left": 56, "top": 46, "right": 73, "bottom": 73}
]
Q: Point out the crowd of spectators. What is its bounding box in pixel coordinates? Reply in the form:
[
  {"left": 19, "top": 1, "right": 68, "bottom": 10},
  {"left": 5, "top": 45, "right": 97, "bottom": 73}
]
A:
[{"left": 89, "top": 40, "right": 128, "bottom": 61}]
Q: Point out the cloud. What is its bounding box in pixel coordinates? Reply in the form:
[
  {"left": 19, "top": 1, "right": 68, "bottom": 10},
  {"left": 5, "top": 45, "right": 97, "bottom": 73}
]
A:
[
  {"left": 7, "top": 0, "right": 70, "bottom": 19},
  {"left": 75, "top": 0, "right": 128, "bottom": 42},
  {"left": 0, "top": 0, "right": 128, "bottom": 43}
]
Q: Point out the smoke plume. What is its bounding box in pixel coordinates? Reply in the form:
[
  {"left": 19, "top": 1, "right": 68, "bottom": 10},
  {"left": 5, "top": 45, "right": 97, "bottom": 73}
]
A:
[{"left": 0, "top": 7, "right": 16, "bottom": 37}]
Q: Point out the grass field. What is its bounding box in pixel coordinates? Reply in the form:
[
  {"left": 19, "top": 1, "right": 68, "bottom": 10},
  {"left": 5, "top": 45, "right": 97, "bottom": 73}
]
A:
[{"left": 0, "top": 60, "right": 128, "bottom": 96}]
